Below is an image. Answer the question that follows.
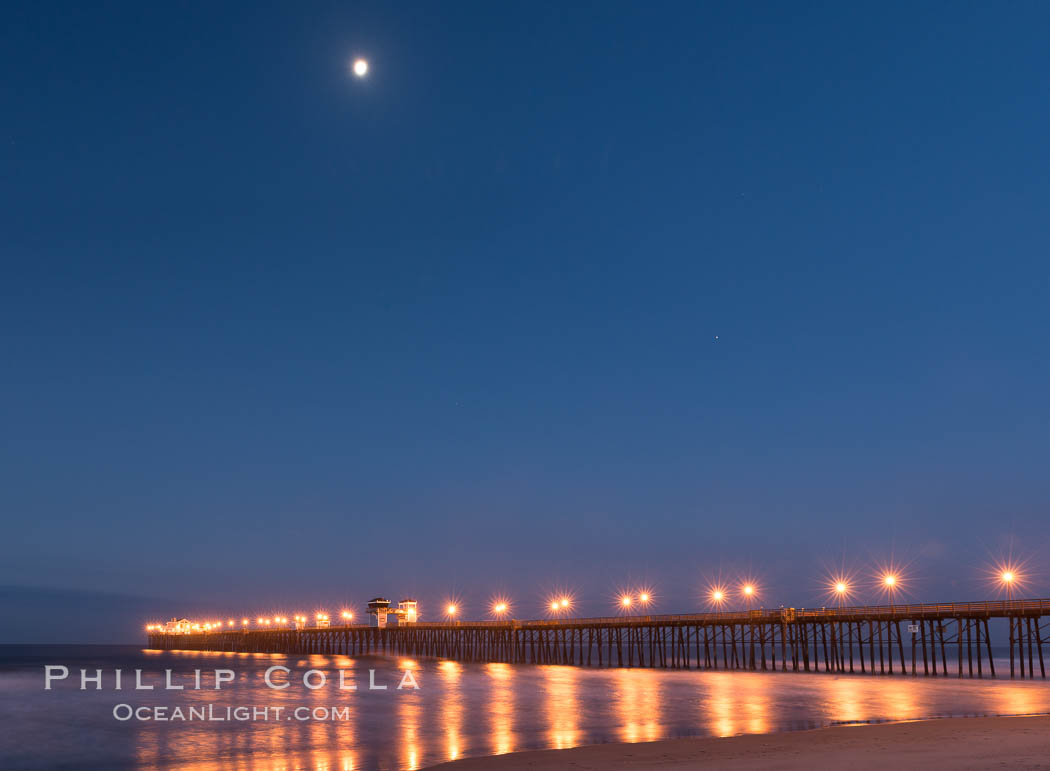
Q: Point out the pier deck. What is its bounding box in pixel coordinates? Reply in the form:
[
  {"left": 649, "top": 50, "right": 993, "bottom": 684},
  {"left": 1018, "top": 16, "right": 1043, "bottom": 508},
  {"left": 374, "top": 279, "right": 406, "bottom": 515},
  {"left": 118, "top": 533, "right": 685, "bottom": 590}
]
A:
[{"left": 148, "top": 598, "right": 1050, "bottom": 678}]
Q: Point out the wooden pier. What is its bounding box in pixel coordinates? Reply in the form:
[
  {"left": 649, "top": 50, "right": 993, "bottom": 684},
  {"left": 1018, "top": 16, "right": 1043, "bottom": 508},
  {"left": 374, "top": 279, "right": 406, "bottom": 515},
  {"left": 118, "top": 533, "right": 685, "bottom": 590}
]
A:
[{"left": 148, "top": 598, "right": 1049, "bottom": 678}]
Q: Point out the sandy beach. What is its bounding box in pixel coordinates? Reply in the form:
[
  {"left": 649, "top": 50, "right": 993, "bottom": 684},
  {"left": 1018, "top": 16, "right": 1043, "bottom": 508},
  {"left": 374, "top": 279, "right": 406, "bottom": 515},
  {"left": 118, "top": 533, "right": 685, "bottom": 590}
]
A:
[{"left": 427, "top": 715, "right": 1050, "bottom": 770}]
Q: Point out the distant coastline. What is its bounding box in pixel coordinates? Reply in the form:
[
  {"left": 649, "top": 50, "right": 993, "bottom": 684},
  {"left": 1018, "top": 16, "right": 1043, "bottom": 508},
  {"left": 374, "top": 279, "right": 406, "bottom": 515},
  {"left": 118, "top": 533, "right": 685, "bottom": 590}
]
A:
[{"left": 0, "top": 586, "right": 176, "bottom": 644}]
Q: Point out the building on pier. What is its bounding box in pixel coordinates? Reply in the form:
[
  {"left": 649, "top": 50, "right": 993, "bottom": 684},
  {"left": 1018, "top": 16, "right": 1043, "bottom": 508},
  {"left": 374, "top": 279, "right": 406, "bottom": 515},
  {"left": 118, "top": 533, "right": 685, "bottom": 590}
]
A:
[
  {"left": 367, "top": 597, "right": 391, "bottom": 627},
  {"left": 398, "top": 599, "right": 418, "bottom": 623},
  {"left": 163, "top": 618, "right": 192, "bottom": 634},
  {"left": 367, "top": 597, "right": 418, "bottom": 627}
]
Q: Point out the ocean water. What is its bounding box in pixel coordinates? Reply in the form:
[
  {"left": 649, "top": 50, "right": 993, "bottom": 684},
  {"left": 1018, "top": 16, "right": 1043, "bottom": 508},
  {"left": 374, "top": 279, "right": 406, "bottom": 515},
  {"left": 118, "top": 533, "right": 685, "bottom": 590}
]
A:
[{"left": 1, "top": 644, "right": 1048, "bottom": 770}]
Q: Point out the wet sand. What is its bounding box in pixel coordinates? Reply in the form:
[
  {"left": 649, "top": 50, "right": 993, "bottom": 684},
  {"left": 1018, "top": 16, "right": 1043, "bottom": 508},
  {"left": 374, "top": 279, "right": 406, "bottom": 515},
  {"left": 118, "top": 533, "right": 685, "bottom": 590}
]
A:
[{"left": 427, "top": 715, "right": 1050, "bottom": 770}]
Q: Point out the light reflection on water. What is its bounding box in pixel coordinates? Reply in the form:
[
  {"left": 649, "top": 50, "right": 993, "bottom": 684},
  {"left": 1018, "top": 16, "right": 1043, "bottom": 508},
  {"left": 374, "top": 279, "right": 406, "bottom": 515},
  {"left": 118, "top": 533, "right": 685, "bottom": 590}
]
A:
[
  {"left": 0, "top": 645, "right": 1048, "bottom": 771},
  {"left": 614, "top": 668, "right": 662, "bottom": 743},
  {"left": 543, "top": 663, "right": 579, "bottom": 749},
  {"left": 437, "top": 661, "right": 463, "bottom": 762},
  {"left": 486, "top": 663, "right": 515, "bottom": 756}
]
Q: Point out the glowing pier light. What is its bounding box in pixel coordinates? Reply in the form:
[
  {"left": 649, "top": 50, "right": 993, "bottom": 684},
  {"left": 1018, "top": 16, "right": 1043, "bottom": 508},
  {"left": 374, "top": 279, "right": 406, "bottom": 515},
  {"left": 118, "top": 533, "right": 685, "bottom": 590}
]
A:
[
  {"left": 547, "top": 593, "right": 573, "bottom": 617},
  {"left": 491, "top": 600, "right": 510, "bottom": 619},
  {"left": 445, "top": 604, "right": 458, "bottom": 620},
  {"left": 883, "top": 574, "right": 898, "bottom": 600},
  {"left": 835, "top": 580, "right": 849, "bottom": 607},
  {"left": 618, "top": 591, "right": 634, "bottom": 614},
  {"left": 341, "top": 610, "right": 353, "bottom": 626},
  {"left": 638, "top": 592, "right": 650, "bottom": 605},
  {"left": 708, "top": 586, "right": 727, "bottom": 611},
  {"left": 741, "top": 583, "right": 756, "bottom": 610},
  {"left": 998, "top": 568, "right": 1021, "bottom": 603},
  {"left": 824, "top": 573, "right": 854, "bottom": 607},
  {"left": 878, "top": 571, "right": 903, "bottom": 611}
]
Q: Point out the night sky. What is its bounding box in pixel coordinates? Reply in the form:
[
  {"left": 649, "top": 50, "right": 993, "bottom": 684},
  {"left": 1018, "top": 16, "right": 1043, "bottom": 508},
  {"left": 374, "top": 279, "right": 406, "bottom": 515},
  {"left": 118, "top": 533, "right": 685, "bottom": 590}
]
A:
[{"left": 3, "top": 2, "right": 1049, "bottom": 641}]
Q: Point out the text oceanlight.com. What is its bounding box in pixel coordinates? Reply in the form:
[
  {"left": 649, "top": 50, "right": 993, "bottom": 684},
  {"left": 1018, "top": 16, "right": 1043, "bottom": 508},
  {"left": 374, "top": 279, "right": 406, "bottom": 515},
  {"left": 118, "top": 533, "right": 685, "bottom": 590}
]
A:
[{"left": 112, "top": 705, "right": 360, "bottom": 722}]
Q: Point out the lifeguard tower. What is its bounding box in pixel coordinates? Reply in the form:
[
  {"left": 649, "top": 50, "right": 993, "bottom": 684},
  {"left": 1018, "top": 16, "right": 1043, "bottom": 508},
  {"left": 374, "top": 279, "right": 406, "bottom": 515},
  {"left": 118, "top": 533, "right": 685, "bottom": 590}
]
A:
[
  {"left": 367, "top": 597, "right": 418, "bottom": 627},
  {"left": 367, "top": 597, "right": 392, "bottom": 627},
  {"left": 398, "top": 599, "right": 418, "bottom": 623}
]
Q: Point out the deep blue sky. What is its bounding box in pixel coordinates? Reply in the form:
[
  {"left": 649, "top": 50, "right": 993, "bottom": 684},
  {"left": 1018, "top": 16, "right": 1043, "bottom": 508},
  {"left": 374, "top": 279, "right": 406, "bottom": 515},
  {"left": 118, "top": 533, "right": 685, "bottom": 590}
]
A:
[{"left": 3, "top": 2, "right": 1049, "bottom": 639}]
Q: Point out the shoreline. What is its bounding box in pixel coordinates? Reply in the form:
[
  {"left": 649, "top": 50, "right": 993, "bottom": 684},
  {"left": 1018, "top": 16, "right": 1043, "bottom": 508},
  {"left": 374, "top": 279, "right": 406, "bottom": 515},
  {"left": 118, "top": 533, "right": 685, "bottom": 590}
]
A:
[{"left": 426, "top": 714, "right": 1050, "bottom": 770}]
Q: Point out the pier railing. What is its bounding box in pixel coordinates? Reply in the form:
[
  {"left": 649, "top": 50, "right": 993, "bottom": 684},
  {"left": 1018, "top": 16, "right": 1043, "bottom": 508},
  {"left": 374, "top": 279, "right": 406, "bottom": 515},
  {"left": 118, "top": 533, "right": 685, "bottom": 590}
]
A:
[
  {"left": 308, "top": 598, "right": 1046, "bottom": 629},
  {"left": 148, "top": 597, "right": 1049, "bottom": 679}
]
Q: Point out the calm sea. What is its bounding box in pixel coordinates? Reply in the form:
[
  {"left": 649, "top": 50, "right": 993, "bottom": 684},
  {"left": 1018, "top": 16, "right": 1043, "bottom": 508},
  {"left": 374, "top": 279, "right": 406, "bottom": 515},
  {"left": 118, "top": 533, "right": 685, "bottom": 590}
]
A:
[{"left": 1, "top": 644, "right": 1048, "bottom": 770}]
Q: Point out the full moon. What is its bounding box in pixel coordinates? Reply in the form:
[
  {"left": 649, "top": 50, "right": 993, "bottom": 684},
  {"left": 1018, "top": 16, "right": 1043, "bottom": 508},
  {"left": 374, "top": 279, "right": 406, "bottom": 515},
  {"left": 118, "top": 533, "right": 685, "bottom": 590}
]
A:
[{"left": 352, "top": 58, "right": 368, "bottom": 77}]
